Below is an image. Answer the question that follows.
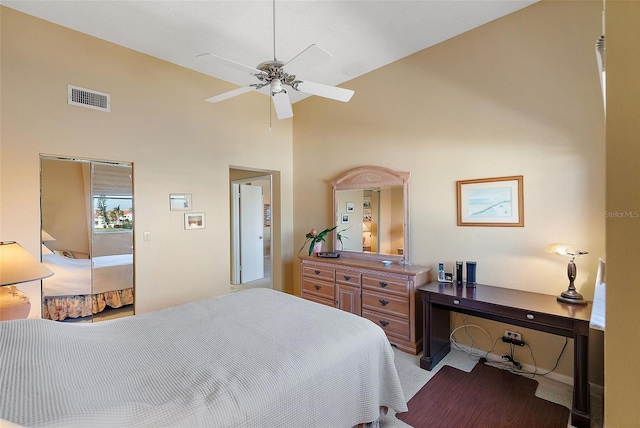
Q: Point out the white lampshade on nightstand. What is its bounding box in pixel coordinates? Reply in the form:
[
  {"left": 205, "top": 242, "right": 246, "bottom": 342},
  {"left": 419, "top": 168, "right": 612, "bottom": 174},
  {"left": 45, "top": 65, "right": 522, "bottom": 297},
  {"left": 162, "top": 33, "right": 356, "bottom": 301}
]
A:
[{"left": 0, "top": 241, "right": 54, "bottom": 320}]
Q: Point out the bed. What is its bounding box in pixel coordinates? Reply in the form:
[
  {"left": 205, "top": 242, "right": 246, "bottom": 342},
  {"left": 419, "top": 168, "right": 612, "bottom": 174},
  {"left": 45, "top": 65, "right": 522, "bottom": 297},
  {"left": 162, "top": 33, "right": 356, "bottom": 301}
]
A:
[
  {"left": 0, "top": 288, "right": 407, "bottom": 427},
  {"left": 41, "top": 253, "right": 134, "bottom": 321}
]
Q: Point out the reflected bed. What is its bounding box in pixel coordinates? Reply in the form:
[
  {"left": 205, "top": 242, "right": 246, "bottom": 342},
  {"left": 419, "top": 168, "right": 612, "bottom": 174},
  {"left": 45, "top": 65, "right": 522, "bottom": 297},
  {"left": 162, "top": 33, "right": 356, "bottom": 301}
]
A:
[
  {"left": 41, "top": 253, "right": 133, "bottom": 321},
  {"left": 0, "top": 288, "right": 407, "bottom": 427}
]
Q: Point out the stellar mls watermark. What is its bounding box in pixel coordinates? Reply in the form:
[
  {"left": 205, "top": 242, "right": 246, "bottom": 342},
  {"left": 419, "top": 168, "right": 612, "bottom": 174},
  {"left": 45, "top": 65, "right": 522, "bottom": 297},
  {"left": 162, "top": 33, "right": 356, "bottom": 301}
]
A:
[{"left": 605, "top": 210, "right": 639, "bottom": 218}]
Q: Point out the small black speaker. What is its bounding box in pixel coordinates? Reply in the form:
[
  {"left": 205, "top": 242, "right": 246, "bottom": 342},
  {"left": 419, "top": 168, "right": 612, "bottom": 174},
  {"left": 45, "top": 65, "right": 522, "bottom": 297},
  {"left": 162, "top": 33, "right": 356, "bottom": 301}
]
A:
[
  {"left": 456, "top": 261, "right": 464, "bottom": 285},
  {"left": 466, "top": 261, "right": 477, "bottom": 287}
]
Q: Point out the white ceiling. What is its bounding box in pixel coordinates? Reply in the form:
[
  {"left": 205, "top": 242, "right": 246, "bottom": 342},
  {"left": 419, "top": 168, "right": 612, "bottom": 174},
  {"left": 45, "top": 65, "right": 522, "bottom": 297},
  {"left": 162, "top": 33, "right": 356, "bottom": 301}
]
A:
[{"left": 2, "top": 0, "right": 537, "bottom": 103}]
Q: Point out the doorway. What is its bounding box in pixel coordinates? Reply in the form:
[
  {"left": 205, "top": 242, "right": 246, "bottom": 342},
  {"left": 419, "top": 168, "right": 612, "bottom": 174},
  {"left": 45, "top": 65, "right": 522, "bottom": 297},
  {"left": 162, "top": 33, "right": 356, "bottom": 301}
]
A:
[{"left": 230, "top": 171, "right": 272, "bottom": 292}]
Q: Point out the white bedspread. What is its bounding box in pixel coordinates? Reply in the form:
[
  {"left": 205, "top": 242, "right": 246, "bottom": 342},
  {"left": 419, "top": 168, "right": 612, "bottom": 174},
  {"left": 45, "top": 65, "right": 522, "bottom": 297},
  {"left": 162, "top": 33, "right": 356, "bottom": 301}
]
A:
[
  {"left": 0, "top": 288, "right": 407, "bottom": 427},
  {"left": 42, "top": 253, "right": 133, "bottom": 296}
]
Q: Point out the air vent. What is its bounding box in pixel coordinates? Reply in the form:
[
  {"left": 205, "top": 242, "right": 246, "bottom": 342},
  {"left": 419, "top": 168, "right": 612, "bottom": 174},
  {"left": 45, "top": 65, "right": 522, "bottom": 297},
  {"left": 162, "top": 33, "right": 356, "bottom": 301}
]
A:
[{"left": 68, "top": 85, "right": 110, "bottom": 112}]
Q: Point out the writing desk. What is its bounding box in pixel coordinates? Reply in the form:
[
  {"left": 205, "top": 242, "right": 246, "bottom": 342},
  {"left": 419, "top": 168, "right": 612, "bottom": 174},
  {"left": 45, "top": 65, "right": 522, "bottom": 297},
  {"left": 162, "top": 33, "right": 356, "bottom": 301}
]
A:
[{"left": 417, "top": 282, "right": 591, "bottom": 428}]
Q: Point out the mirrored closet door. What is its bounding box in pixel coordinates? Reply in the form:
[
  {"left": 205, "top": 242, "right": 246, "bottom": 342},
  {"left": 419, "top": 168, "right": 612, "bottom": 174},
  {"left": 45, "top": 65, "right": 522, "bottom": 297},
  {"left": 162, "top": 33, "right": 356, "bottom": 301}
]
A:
[{"left": 40, "top": 156, "right": 134, "bottom": 322}]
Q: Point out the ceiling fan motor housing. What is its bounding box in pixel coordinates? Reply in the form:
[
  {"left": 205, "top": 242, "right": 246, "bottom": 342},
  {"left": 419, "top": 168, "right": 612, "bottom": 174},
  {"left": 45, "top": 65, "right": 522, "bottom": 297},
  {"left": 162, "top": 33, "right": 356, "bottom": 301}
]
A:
[{"left": 255, "top": 61, "right": 301, "bottom": 93}]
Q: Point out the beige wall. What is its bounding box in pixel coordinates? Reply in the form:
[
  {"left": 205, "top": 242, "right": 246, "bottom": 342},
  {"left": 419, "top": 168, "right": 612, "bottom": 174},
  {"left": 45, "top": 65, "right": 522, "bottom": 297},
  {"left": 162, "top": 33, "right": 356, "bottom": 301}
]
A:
[
  {"left": 605, "top": 1, "right": 640, "bottom": 426},
  {"left": 0, "top": 7, "right": 295, "bottom": 313},
  {"left": 294, "top": 1, "right": 605, "bottom": 384}
]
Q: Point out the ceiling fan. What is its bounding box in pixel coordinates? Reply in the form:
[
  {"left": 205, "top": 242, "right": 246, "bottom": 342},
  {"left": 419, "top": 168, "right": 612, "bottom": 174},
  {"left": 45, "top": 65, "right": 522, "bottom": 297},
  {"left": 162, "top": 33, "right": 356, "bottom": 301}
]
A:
[{"left": 197, "top": 1, "right": 354, "bottom": 120}]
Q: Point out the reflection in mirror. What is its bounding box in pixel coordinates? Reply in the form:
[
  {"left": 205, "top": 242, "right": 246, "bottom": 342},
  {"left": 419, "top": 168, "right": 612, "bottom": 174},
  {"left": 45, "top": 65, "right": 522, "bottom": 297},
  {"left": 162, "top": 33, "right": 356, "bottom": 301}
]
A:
[
  {"left": 40, "top": 156, "right": 134, "bottom": 322},
  {"left": 332, "top": 166, "right": 409, "bottom": 262}
]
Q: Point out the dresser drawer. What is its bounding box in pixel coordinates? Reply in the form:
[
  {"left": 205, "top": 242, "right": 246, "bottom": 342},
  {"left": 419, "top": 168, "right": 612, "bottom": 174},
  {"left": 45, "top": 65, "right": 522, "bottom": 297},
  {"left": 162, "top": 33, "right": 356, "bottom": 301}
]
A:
[
  {"left": 336, "top": 270, "right": 361, "bottom": 286},
  {"left": 362, "top": 290, "right": 409, "bottom": 319},
  {"left": 362, "top": 274, "right": 409, "bottom": 296},
  {"left": 302, "top": 277, "right": 335, "bottom": 300},
  {"left": 362, "top": 309, "right": 410, "bottom": 340},
  {"left": 303, "top": 266, "right": 335, "bottom": 282},
  {"left": 302, "top": 291, "right": 335, "bottom": 308}
]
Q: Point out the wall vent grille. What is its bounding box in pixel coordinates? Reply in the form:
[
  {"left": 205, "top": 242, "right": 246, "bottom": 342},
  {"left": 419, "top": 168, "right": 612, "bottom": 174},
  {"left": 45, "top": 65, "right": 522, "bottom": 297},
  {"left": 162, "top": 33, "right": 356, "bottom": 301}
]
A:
[{"left": 68, "top": 85, "right": 110, "bottom": 112}]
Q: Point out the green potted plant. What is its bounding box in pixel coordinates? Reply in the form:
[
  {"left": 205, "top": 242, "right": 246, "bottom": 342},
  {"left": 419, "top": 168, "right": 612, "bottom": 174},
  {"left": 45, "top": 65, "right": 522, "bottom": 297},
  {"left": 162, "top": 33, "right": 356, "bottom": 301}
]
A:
[{"left": 298, "top": 225, "right": 351, "bottom": 256}]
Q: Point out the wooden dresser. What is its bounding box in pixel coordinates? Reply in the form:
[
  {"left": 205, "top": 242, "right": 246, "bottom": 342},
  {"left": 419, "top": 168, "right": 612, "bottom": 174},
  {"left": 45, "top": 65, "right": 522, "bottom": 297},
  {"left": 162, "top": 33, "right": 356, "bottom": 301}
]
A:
[{"left": 299, "top": 255, "right": 431, "bottom": 354}]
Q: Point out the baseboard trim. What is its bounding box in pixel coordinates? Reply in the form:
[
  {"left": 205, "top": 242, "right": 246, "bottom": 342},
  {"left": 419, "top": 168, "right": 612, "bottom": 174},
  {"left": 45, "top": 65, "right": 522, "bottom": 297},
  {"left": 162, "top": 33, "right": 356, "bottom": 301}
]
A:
[{"left": 452, "top": 343, "right": 603, "bottom": 395}]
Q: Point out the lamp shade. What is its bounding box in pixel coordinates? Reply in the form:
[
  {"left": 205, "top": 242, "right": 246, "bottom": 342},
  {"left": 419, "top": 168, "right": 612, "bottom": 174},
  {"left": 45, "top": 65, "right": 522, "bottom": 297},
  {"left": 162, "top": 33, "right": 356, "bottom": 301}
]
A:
[
  {"left": 544, "top": 243, "right": 587, "bottom": 258},
  {"left": 0, "top": 241, "right": 53, "bottom": 286},
  {"left": 41, "top": 229, "right": 56, "bottom": 242}
]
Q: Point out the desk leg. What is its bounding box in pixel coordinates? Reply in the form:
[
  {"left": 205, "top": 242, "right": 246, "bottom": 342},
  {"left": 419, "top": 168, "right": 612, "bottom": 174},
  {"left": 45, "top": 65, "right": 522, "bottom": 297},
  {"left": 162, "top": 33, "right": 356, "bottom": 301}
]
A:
[
  {"left": 419, "top": 292, "right": 451, "bottom": 371},
  {"left": 571, "top": 326, "right": 591, "bottom": 428}
]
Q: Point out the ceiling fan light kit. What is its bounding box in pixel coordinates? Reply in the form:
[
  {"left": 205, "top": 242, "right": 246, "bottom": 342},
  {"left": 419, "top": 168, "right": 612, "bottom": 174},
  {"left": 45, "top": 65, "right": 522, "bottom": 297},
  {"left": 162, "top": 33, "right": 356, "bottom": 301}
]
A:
[{"left": 197, "top": 1, "right": 354, "bottom": 120}]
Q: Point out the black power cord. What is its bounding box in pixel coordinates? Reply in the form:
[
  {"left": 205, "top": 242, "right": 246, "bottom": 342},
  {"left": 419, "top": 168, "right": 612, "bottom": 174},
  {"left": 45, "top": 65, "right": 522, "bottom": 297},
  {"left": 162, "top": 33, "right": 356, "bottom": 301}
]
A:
[
  {"left": 501, "top": 342, "right": 523, "bottom": 369},
  {"left": 502, "top": 353, "right": 522, "bottom": 370}
]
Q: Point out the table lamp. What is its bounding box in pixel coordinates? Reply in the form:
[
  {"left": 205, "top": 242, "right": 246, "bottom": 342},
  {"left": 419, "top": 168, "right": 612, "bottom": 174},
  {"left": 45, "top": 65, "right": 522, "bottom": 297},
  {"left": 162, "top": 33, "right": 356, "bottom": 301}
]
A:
[
  {"left": 545, "top": 243, "right": 588, "bottom": 305},
  {"left": 0, "top": 241, "right": 54, "bottom": 320}
]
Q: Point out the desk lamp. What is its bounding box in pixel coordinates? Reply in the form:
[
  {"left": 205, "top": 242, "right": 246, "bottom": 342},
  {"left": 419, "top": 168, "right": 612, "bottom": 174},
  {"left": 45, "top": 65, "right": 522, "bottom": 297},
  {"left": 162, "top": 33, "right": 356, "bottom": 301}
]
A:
[{"left": 545, "top": 243, "right": 588, "bottom": 305}]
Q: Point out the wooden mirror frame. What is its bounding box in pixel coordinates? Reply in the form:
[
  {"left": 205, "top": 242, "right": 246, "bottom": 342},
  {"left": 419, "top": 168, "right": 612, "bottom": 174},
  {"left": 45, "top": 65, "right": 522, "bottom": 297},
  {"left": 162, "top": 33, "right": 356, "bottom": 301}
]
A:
[{"left": 332, "top": 166, "right": 410, "bottom": 262}]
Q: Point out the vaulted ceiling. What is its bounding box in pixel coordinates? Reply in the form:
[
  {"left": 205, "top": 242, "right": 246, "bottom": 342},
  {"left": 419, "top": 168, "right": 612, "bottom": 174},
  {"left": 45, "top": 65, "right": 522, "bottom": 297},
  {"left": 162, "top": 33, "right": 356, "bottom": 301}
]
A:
[{"left": 3, "top": 1, "right": 538, "bottom": 103}]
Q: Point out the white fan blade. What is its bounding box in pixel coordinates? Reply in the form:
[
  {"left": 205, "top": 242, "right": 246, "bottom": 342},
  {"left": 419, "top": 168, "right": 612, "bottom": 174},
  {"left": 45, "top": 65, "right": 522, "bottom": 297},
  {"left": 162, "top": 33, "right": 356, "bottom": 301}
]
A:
[
  {"left": 283, "top": 44, "right": 332, "bottom": 76},
  {"left": 295, "top": 81, "right": 354, "bottom": 102},
  {"left": 205, "top": 85, "right": 256, "bottom": 103},
  {"left": 197, "top": 53, "right": 263, "bottom": 76},
  {"left": 271, "top": 91, "right": 293, "bottom": 119}
]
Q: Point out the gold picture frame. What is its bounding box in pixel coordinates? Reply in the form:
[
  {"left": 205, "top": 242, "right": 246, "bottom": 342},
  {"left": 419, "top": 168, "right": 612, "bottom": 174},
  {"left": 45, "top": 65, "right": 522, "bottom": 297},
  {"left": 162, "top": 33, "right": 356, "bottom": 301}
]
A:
[{"left": 457, "top": 175, "right": 524, "bottom": 227}]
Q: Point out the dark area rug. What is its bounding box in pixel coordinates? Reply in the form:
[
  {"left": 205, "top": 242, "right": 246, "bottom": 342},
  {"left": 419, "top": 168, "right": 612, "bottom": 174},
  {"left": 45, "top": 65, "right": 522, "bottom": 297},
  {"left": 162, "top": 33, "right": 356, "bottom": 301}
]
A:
[{"left": 396, "top": 363, "right": 569, "bottom": 428}]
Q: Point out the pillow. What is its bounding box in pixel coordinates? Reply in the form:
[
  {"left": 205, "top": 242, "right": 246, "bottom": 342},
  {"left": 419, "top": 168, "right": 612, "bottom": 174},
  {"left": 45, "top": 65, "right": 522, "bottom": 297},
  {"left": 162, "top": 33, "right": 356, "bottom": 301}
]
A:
[
  {"left": 72, "top": 252, "right": 90, "bottom": 259},
  {"left": 42, "top": 244, "right": 54, "bottom": 255},
  {"left": 52, "top": 249, "right": 76, "bottom": 259}
]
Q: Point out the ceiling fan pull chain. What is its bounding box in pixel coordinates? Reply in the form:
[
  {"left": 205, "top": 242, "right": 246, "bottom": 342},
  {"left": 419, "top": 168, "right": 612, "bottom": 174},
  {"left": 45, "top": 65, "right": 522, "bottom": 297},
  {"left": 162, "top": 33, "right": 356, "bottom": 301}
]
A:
[{"left": 269, "top": 96, "right": 272, "bottom": 131}]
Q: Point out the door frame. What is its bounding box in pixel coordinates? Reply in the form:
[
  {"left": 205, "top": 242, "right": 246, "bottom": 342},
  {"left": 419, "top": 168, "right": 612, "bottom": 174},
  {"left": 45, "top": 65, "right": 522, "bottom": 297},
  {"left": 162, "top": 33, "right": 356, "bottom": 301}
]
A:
[{"left": 230, "top": 174, "right": 272, "bottom": 286}]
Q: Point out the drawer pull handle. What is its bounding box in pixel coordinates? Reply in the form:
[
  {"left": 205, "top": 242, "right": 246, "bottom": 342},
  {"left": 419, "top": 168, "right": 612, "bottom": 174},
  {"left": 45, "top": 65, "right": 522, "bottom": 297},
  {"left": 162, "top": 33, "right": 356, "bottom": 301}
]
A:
[
  {"left": 379, "top": 282, "right": 388, "bottom": 288},
  {"left": 379, "top": 320, "right": 389, "bottom": 327},
  {"left": 344, "top": 275, "right": 351, "bottom": 281},
  {"left": 314, "top": 285, "right": 321, "bottom": 291},
  {"left": 527, "top": 314, "right": 534, "bottom": 320},
  {"left": 453, "top": 299, "right": 460, "bottom": 305},
  {"left": 314, "top": 270, "right": 321, "bottom": 275},
  {"left": 379, "top": 299, "right": 389, "bottom": 306}
]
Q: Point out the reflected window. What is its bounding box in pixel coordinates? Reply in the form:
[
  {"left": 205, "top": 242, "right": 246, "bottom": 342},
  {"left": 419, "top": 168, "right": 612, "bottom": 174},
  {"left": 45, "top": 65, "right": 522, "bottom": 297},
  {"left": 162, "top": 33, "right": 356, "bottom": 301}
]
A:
[{"left": 93, "top": 195, "right": 133, "bottom": 232}]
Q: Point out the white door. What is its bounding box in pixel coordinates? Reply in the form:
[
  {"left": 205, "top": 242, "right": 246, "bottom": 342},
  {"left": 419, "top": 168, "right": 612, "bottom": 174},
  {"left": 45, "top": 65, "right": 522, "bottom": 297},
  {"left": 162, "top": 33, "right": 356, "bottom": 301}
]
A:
[{"left": 240, "top": 184, "right": 264, "bottom": 283}]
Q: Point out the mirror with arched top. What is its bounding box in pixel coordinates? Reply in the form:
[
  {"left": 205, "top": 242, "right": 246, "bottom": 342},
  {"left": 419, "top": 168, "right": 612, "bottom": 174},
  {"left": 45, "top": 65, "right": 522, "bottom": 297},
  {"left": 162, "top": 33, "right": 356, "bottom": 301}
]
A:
[{"left": 332, "top": 166, "right": 409, "bottom": 262}]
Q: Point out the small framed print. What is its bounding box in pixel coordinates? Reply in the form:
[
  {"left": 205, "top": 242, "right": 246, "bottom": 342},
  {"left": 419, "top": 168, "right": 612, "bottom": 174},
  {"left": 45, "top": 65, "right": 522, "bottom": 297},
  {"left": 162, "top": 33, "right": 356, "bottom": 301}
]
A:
[
  {"left": 341, "top": 213, "right": 350, "bottom": 224},
  {"left": 346, "top": 202, "right": 355, "bottom": 212},
  {"left": 457, "top": 175, "right": 524, "bottom": 227},
  {"left": 170, "top": 193, "right": 192, "bottom": 211},
  {"left": 184, "top": 212, "right": 205, "bottom": 230}
]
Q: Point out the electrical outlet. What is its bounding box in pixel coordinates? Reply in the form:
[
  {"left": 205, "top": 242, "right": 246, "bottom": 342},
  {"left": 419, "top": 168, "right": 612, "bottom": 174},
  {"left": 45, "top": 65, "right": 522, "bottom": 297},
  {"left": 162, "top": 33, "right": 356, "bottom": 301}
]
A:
[{"left": 504, "top": 330, "right": 522, "bottom": 342}]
